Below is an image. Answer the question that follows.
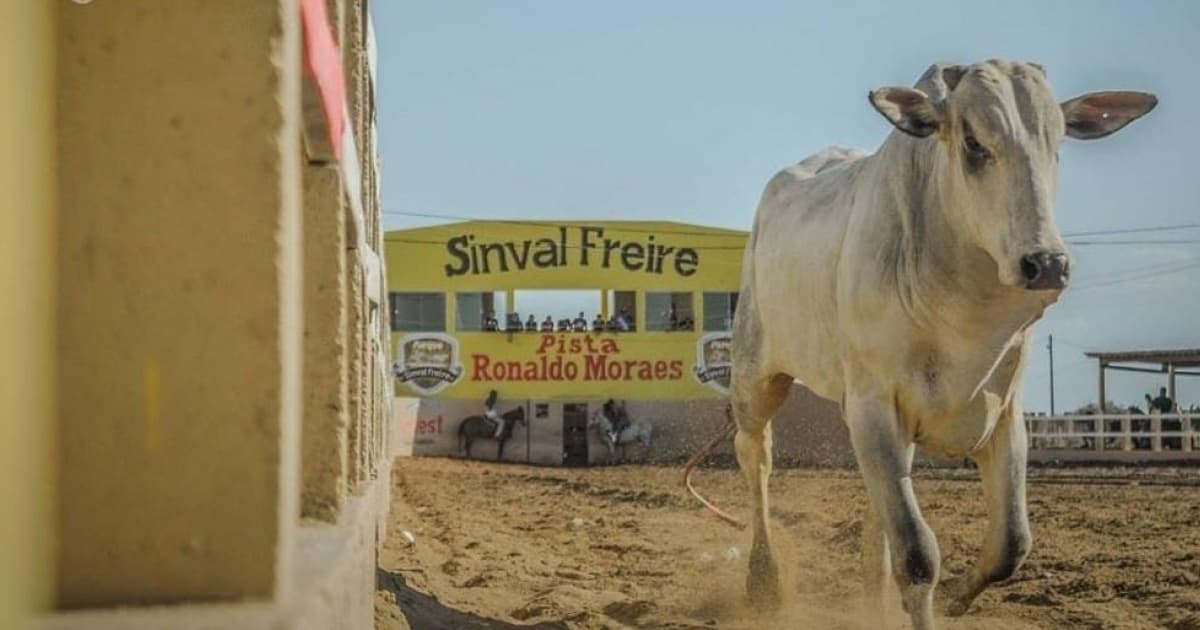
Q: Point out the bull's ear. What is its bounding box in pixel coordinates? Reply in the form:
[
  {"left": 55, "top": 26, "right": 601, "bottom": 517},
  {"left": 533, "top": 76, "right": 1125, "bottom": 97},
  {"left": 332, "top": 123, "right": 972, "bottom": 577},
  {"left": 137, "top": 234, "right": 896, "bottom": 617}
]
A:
[
  {"left": 1061, "top": 91, "right": 1158, "bottom": 140},
  {"left": 868, "top": 87, "right": 942, "bottom": 138}
]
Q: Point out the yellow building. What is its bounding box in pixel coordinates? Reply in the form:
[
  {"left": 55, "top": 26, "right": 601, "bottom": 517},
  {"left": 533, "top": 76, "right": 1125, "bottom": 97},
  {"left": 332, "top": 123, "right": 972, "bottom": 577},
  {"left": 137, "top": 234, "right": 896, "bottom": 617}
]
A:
[{"left": 386, "top": 220, "right": 749, "bottom": 465}]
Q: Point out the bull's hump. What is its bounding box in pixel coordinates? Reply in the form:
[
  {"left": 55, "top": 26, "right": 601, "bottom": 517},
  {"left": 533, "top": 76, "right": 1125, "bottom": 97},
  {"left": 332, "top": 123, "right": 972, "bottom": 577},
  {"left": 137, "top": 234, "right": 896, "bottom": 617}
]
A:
[
  {"left": 762, "top": 145, "right": 869, "bottom": 202},
  {"left": 790, "top": 145, "right": 869, "bottom": 178}
]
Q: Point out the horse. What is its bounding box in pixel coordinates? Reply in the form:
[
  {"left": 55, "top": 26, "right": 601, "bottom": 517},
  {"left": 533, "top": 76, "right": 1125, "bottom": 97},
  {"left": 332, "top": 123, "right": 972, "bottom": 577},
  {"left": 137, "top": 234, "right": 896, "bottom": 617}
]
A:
[
  {"left": 457, "top": 406, "right": 526, "bottom": 460},
  {"left": 589, "top": 403, "right": 653, "bottom": 464}
]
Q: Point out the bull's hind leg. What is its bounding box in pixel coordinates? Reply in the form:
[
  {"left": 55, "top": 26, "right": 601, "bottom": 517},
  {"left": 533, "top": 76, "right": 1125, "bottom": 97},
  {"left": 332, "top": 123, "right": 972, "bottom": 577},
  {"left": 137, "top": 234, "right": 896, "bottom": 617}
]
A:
[
  {"left": 945, "top": 405, "right": 1031, "bottom": 616},
  {"left": 845, "top": 387, "right": 939, "bottom": 630},
  {"left": 731, "top": 372, "right": 792, "bottom": 609}
]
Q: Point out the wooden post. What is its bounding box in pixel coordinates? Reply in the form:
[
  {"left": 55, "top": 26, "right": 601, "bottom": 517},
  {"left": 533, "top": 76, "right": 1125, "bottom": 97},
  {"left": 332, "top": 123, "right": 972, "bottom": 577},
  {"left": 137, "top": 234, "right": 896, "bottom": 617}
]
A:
[
  {"left": 1168, "top": 362, "right": 1177, "bottom": 406},
  {"left": 1048, "top": 335, "right": 1056, "bottom": 415},
  {"left": 1121, "top": 414, "right": 1132, "bottom": 451},
  {"left": 1184, "top": 410, "right": 1194, "bottom": 453},
  {"left": 1151, "top": 413, "right": 1162, "bottom": 452},
  {"left": 1091, "top": 360, "right": 1106, "bottom": 453}
]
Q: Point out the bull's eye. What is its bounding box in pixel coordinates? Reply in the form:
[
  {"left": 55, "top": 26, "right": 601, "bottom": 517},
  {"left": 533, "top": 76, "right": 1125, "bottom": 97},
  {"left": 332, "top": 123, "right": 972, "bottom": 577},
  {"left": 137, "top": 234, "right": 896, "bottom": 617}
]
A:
[
  {"left": 963, "top": 133, "right": 990, "bottom": 170},
  {"left": 964, "top": 134, "right": 987, "bottom": 156}
]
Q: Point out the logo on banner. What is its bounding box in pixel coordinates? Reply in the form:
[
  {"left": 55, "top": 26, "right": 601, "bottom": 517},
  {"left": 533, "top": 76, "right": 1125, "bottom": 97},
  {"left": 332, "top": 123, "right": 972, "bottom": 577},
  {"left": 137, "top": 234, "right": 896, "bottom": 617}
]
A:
[
  {"left": 693, "top": 332, "right": 733, "bottom": 394},
  {"left": 394, "top": 333, "right": 463, "bottom": 396}
]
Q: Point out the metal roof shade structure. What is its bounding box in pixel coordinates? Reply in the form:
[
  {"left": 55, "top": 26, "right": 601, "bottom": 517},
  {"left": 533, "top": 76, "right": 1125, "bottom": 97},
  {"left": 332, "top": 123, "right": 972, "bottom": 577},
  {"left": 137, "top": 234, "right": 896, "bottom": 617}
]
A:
[{"left": 1084, "top": 348, "right": 1200, "bottom": 410}]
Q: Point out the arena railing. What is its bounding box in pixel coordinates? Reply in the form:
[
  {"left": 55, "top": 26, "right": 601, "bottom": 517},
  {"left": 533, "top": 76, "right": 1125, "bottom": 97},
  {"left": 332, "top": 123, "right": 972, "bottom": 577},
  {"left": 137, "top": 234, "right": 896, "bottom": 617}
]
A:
[{"left": 1024, "top": 412, "right": 1200, "bottom": 455}]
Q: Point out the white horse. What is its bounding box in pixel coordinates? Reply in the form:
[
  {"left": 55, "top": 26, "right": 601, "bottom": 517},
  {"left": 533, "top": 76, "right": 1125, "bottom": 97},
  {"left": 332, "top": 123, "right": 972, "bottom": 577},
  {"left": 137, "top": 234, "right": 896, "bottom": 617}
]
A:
[{"left": 589, "top": 403, "right": 652, "bottom": 464}]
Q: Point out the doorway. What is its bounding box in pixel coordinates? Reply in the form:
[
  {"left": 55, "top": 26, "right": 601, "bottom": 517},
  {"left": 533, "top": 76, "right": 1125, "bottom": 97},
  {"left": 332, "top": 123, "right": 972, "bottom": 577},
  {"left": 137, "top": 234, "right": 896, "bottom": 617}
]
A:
[{"left": 562, "top": 403, "right": 589, "bottom": 467}]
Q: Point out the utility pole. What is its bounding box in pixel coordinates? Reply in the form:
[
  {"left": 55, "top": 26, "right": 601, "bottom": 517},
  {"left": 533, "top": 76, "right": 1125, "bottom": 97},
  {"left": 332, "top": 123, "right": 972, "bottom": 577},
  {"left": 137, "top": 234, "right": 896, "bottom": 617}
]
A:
[{"left": 1047, "top": 334, "right": 1056, "bottom": 415}]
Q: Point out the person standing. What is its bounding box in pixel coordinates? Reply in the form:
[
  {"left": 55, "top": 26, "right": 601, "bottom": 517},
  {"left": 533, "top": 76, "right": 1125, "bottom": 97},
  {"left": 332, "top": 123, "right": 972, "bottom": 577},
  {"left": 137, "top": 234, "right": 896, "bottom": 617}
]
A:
[{"left": 1147, "top": 387, "right": 1175, "bottom": 414}]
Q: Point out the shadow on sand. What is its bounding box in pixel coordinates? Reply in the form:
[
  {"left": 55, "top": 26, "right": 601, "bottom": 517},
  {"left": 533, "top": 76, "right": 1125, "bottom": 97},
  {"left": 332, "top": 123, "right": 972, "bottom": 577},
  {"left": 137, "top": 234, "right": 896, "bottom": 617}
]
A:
[{"left": 376, "top": 568, "right": 569, "bottom": 630}]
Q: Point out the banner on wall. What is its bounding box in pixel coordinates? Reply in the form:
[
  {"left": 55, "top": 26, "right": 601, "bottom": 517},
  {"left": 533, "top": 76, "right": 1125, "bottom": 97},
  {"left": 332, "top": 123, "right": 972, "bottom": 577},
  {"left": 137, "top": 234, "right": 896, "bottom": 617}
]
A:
[
  {"left": 394, "top": 330, "right": 732, "bottom": 400},
  {"left": 393, "top": 333, "right": 464, "bottom": 396},
  {"left": 693, "top": 332, "right": 733, "bottom": 395}
]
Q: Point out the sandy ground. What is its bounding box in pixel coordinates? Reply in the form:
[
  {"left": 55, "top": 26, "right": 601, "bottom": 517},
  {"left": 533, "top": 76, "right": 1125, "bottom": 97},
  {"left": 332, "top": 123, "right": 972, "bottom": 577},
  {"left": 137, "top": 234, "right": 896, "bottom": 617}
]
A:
[{"left": 375, "top": 458, "right": 1200, "bottom": 630}]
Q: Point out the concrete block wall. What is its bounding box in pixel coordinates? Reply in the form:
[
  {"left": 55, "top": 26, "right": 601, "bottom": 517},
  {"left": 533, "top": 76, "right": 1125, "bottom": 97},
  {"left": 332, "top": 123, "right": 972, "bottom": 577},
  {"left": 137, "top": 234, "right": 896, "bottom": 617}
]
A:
[
  {"left": 55, "top": 0, "right": 304, "bottom": 606},
  {"left": 43, "top": 0, "right": 393, "bottom": 628}
]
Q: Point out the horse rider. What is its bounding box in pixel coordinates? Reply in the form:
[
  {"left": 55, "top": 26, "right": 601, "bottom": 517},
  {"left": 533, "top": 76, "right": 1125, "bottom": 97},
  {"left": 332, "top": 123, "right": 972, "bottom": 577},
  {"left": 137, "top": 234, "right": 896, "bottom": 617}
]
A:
[
  {"left": 603, "top": 399, "right": 630, "bottom": 440},
  {"left": 484, "top": 389, "right": 505, "bottom": 439}
]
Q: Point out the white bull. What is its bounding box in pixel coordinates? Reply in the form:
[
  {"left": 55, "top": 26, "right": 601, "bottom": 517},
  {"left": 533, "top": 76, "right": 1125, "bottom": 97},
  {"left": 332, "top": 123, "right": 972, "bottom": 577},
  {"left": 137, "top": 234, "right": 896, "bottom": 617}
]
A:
[{"left": 730, "top": 60, "right": 1156, "bottom": 629}]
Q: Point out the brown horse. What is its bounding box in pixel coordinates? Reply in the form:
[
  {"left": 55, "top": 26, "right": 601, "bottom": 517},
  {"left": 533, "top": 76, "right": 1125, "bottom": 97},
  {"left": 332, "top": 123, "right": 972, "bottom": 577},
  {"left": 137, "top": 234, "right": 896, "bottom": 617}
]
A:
[{"left": 457, "top": 406, "right": 526, "bottom": 460}]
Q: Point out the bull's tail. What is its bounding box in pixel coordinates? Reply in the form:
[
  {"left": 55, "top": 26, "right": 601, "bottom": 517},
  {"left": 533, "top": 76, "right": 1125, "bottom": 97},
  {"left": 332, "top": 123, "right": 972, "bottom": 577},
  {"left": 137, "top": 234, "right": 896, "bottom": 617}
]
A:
[{"left": 683, "top": 418, "right": 745, "bottom": 530}]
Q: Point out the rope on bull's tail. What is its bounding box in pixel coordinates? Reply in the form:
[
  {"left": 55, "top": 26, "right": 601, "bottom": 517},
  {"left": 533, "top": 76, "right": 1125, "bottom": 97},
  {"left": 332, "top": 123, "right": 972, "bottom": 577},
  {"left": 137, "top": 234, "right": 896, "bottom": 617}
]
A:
[{"left": 683, "top": 416, "right": 745, "bottom": 530}]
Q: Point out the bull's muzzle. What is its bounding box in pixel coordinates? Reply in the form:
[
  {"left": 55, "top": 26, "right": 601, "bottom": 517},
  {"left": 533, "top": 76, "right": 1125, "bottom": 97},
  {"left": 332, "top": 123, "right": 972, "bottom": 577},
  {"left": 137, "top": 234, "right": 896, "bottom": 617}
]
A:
[{"left": 1020, "top": 252, "right": 1070, "bottom": 291}]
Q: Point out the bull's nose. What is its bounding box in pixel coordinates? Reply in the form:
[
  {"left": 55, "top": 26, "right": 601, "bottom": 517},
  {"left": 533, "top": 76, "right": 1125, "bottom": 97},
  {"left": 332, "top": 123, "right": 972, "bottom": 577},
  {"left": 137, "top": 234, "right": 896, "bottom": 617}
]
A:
[{"left": 1021, "top": 252, "right": 1070, "bottom": 291}]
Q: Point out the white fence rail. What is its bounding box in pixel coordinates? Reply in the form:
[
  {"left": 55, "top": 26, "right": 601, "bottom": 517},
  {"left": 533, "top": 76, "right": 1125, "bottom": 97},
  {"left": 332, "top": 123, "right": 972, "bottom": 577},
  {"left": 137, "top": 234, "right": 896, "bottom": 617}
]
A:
[{"left": 1026, "top": 413, "right": 1200, "bottom": 457}]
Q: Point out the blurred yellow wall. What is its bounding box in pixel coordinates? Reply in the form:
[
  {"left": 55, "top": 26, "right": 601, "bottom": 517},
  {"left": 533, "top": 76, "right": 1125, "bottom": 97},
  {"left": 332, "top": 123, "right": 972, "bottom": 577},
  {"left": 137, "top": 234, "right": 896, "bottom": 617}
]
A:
[{"left": 0, "top": 1, "right": 56, "bottom": 627}]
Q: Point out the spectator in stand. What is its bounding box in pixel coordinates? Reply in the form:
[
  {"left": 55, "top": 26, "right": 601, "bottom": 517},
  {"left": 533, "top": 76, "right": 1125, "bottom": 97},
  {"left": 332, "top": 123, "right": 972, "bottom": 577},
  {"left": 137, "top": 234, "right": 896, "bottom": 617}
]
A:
[
  {"left": 616, "top": 306, "right": 633, "bottom": 331},
  {"left": 572, "top": 311, "right": 588, "bottom": 332},
  {"left": 540, "top": 315, "right": 554, "bottom": 332},
  {"left": 524, "top": 314, "right": 538, "bottom": 332},
  {"left": 556, "top": 318, "right": 571, "bottom": 332},
  {"left": 592, "top": 313, "right": 605, "bottom": 332},
  {"left": 482, "top": 310, "right": 499, "bottom": 331},
  {"left": 605, "top": 316, "right": 619, "bottom": 332}
]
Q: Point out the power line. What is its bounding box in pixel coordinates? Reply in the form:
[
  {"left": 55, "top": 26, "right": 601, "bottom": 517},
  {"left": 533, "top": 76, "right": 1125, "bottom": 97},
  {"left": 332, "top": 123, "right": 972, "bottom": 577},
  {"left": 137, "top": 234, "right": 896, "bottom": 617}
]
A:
[
  {"left": 1051, "top": 336, "right": 1092, "bottom": 352},
  {"left": 383, "top": 209, "right": 1200, "bottom": 273},
  {"left": 386, "top": 209, "right": 1200, "bottom": 247},
  {"left": 1062, "top": 223, "right": 1200, "bottom": 238},
  {"left": 1070, "top": 256, "right": 1200, "bottom": 289},
  {"left": 1072, "top": 261, "right": 1200, "bottom": 292},
  {"left": 1068, "top": 239, "right": 1200, "bottom": 246}
]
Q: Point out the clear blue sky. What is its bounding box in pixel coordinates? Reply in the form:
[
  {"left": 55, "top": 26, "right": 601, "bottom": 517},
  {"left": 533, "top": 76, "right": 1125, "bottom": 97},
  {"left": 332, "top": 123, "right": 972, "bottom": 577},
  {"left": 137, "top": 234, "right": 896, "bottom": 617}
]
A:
[{"left": 373, "top": 1, "right": 1200, "bottom": 413}]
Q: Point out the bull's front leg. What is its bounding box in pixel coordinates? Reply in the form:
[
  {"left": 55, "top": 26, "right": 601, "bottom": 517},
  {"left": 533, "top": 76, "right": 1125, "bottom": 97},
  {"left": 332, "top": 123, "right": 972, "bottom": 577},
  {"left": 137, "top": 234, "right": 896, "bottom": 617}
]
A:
[
  {"left": 862, "top": 498, "right": 892, "bottom": 625},
  {"left": 845, "top": 388, "right": 940, "bottom": 630},
  {"left": 945, "top": 405, "right": 1031, "bottom": 616}
]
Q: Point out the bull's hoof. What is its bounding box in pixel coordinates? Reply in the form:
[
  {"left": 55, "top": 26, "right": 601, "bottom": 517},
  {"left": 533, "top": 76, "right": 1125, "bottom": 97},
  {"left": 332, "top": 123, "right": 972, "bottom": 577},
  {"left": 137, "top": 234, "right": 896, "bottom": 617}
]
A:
[
  {"left": 944, "top": 597, "right": 971, "bottom": 617},
  {"left": 935, "top": 575, "right": 973, "bottom": 617},
  {"left": 745, "top": 552, "right": 782, "bottom": 610},
  {"left": 746, "top": 573, "right": 781, "bottom": 610}
]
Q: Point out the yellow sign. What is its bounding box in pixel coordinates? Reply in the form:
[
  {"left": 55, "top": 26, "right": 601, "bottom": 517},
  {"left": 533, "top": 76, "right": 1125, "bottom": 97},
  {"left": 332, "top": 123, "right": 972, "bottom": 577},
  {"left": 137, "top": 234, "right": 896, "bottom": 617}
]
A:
[
  {"left": 386, "top": 220, "right": 748, "bottom": 401},
  {"left": 392, "top": 330, "right": 732, "bottom": 400},
  {"left": 386, "top": 220, "right": 746, "bottom": 291}
]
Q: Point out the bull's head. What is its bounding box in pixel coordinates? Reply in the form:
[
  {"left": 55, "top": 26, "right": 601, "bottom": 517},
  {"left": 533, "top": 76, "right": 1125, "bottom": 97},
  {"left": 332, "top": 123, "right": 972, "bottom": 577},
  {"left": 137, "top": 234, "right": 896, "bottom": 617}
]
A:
[{"left": 867, "top": 60, "right": 1156, "bottom": 294}]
